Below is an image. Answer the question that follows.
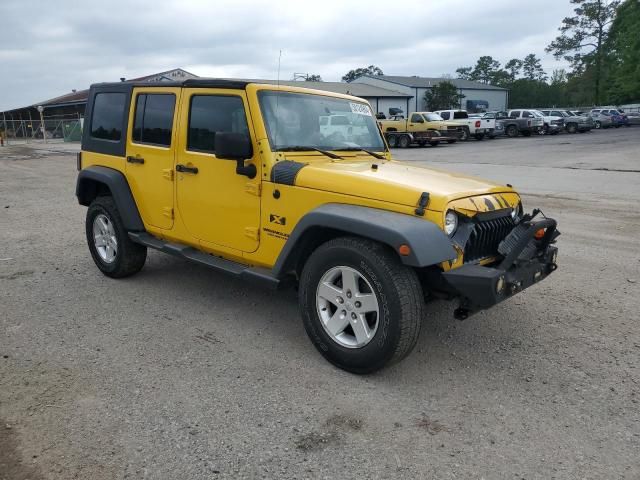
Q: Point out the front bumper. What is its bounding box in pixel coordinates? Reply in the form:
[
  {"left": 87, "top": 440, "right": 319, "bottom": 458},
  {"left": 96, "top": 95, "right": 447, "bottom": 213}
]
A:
[{"left": 442, "top": 216, "right": 559, "bottom": 319}]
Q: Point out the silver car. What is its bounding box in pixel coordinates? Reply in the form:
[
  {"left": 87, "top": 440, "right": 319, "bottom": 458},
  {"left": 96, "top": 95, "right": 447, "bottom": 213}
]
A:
[{"left": 589, "top": 111, "right": 613, "bottom": 129}]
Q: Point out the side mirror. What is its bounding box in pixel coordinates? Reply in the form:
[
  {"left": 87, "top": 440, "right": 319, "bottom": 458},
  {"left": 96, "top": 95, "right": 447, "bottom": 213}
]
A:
[{"left": 215, "top": 132, "right": 256, "bottom": 179}]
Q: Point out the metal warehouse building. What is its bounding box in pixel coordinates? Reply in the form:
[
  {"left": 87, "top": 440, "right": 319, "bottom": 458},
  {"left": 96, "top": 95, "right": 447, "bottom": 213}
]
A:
[{"left": 351, "top": 75, "right": 509, "bottom": 115}]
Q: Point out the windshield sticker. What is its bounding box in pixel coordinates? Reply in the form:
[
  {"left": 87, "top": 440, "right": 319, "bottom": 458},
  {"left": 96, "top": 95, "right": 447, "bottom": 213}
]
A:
[{"left": 350, "top": 102, "right": 372, "bottom": 116}]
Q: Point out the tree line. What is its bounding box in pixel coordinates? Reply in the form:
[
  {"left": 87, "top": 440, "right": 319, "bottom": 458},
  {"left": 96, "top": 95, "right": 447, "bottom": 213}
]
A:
[{"left": 454, "top": 0, "right": 638, "bottom": 108}]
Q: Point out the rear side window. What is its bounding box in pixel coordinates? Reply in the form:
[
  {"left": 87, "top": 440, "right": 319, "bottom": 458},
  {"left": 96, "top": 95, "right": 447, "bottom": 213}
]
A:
[
  {"left": 510, "top": 111, "right": 520, "bottom": 118},
  {"left": 453, "top": 111, "right": 468, "bottom": 119},
  {"left": 132, "top": 93, "right": 175, "bottom": 147},
  {"left": 188, "top": 95, "right": 248, "bottom": 154},
  {"left": 410, "top": 113, "right": 423, "bottom": 122},
  {"left": 91, "top": 93, "right": 126, "bottom": 141}
]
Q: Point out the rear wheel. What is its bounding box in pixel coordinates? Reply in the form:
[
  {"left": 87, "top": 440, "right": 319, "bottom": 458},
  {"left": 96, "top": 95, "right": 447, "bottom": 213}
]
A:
[
  {"left": 86, "top": 197, "right": 147, "bottom": 278},
  {"left": 474, "top": 133, "right": 485, "bottom": 140},
  {"left": 506, "top": 125, "right": 518, "bottom": 138},
  {"left": 398, "top": 135, "right": 411, "bottom": 148},
  {"left": 567, "top": 123, "right": 577, "bottom": 133},
  {"left": 299, "top": 237, "right": 424, "bottom": 374}
]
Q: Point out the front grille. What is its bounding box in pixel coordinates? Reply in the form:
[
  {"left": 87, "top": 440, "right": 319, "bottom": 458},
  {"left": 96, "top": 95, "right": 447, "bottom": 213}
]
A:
[{"left": 464, "top": 215, "right": 515, "bottom": 263}]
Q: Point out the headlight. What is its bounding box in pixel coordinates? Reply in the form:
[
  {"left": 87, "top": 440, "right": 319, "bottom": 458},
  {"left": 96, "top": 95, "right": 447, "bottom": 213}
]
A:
[
  {"left": 511, "top": 202, "right": 523, "bottom": 221},
  {"left": 444, "top": 210, "right": 458, "bottom": 236}
]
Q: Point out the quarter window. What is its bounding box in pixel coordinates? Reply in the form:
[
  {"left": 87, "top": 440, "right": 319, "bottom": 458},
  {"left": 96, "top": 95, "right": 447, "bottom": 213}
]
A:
[
  {"left": 187, "top": 95, "right": 249, "bottom": 154},
  {"left": 91, "top": 93, "right": 126, "bottom": 141},
  {"left": 132, "top": 93, "right": 175, "bottom": 147},
  {"left": 510, "top": 111, "right": 520, "bottom": 118},
  {"left": 440, "top": 112, "right": 450, "bottom": 120}
]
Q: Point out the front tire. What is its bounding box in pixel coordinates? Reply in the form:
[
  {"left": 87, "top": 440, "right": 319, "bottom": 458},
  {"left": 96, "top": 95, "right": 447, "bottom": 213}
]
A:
[
  {"left": 86, "top": 197, "right": 147, "bottom": 278},
  {"left": 398, "top": 135, "right": 411, "bottom": 148},
  {"left": 595, "top": 121, "right": 601, "bottom": 129},
  {"left": 299, "top": 237, "right": 424, "bottom": 374},
  {"left": 459, "top": 127, "right": 470, "bottom": 141}
]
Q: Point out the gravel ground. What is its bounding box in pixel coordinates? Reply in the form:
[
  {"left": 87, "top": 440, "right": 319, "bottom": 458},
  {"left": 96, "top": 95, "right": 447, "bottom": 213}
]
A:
[{"left": 1, "top": 128, "right": 639, "bottom": 479}]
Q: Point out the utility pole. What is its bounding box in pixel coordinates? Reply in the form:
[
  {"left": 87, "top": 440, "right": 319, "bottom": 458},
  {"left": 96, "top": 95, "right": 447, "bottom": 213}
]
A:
[
  {"left": 1, "top": 112, "right": 7, "bottom": 146},
  {"left": 37, "top": 105, "right": 46, "bottom": 143}
]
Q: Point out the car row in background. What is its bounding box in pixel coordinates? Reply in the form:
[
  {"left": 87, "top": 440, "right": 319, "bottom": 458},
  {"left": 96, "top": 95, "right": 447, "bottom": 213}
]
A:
[{"left": 376, "top": 106, "right": 636, "bottom": 148}]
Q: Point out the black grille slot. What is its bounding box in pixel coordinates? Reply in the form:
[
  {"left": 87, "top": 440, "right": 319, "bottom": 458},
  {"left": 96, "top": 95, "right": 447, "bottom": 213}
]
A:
[{"left": 464, "top": 215, "right": 515, "bottom": 263}]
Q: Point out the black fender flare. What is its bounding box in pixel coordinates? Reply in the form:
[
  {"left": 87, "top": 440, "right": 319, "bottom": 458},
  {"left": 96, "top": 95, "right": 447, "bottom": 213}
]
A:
[
  {"left": 272, "top": 203, "right": 457, "bottom": 277},
  {"left": 76, "top": 166, "right": 144, "bottom": 231}
]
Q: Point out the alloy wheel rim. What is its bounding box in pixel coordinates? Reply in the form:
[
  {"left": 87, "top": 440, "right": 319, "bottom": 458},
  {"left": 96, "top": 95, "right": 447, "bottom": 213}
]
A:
[
  {"left": 92, "top": 213, "right": 118, "bottom": 263},
  {"left": 316, "top": 266, "right": 380, "bottom": 349}
]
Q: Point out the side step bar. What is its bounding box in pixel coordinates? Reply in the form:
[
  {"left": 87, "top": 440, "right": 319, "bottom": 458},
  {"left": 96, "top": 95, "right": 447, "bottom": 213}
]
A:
[{"left": 129, "top": 232, "right": 280, "bottom": 290}]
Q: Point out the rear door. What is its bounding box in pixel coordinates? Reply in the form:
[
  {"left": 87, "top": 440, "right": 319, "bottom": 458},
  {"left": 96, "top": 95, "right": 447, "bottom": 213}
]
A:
[{"left": 125, "top": 87, "right": 181, "bottom": 230}]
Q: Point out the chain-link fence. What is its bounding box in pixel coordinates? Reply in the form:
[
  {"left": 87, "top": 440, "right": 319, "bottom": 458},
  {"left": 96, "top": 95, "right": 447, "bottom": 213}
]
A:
[{"left": 1, "top": 113, "right": 83, "bottom": 145}]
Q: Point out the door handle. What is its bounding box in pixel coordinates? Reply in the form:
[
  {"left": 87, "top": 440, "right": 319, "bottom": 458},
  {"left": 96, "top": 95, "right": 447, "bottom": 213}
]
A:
[
  {"left": 176, "top": 164, "right": 198, "bottom": 174},
  {"left": 126, "top": 156, "right": 144, "bottom": 164}
]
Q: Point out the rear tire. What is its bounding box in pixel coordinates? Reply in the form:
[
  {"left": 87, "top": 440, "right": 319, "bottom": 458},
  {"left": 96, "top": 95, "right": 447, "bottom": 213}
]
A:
[
  {"left": 567, "top": 123, "right": 577, "bottom": 133},
  {"left": 299, "top": 237, "right": 424, "bottom": 374},
  {"left": 595, "top": 121, "right": 601, "bottom": 129},
  {"left": 506, "top": 125, "right": 518, "bottom": 138},
  {"left": 86, "top": 197, "right": 147, "bottom": 278}
]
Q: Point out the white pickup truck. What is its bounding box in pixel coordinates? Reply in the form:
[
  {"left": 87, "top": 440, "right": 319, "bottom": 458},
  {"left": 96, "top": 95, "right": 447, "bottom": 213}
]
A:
[{"left": 433, "top": 110, "right": 488, "bottom": 140}]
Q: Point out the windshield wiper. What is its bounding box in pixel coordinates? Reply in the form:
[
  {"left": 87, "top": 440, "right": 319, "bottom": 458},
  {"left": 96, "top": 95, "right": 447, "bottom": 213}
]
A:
[
  {"left": 334, "top": 147, "right": 386, "bottom": 160},
  {"left": 275, "top": 146, "right": 343, "bottom": 159}
]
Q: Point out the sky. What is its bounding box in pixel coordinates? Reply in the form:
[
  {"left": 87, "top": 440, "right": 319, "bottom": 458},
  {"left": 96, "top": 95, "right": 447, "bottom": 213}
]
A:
[{"left": 0, "top": 0, "right": 576, "bottom": 111}]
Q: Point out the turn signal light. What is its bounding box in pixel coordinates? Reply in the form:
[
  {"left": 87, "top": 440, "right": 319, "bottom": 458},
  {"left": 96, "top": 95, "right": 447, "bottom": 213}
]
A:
[
  {"left": 398, "top": 244, "right": 411, "bottom": 256},
  {"left": 534, "top": 228, "right": 545, "bottom": 240}
]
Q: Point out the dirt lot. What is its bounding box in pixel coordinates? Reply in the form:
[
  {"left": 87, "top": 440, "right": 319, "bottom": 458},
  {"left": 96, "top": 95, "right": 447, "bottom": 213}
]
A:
[{"left": 1, "top": 129, "right": 639, "bottom": 479}]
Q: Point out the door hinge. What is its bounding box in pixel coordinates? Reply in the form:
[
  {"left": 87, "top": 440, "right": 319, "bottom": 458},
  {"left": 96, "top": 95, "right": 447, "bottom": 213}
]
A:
[
  {"left": 244, "top": 227, "right": 259, "bottom": 241},
  {"left": 245, "top": 182, "right": 261, "bottom": 196},
  {"left": 162, "top": 207, "right": 174, "bottom": 219},
  {"left": 162, "top": 168, "right": 174, "bottom": 181}
]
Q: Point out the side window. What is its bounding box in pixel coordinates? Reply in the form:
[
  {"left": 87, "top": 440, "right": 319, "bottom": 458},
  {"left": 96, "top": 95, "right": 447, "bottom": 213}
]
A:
[
  {"left": 91, "top": 93, "right": 126, "bottom": 141},
  {"left": 132, "top": 93, "right": 175, "bottom": 147},
  {"left": 440, "top": 112, "right": 450, "bottom": 120},
  {"left": 509, "top": 111, "right": 520, "bottom": 118},
  {"left": 522, "top": 111, "right": 533, "bottom": 118},
  {"left": 188, "top": 95, "right": 248, "bottom": 154},
  {"left": 551, "top": 111, "right": 562, "bottom": 117},
  {"left": 410, "top": 113, "right": 423, "bottom": 123}
]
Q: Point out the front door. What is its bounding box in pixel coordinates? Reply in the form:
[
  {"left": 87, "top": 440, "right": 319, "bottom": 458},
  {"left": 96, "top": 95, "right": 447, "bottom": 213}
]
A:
[
  {"left": 408, "top": 113, "right": 425, "bottom": 132},
  {"left": 175, "top": 89, "right": 261, "bottom": 253},
  {"left": 125, "top": 87, "right": 180, "bottom": 230}
]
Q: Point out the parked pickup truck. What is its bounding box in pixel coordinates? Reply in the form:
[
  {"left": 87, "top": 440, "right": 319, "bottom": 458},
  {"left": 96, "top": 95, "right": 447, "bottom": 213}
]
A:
[
  {"left": 501, "top": 110, "right": 545, "bottom": 137},
  {"left": 378, "top": 112, "right": 460, "bottom": 148},
  {"left": 468, "top": 112, "right": 505, "bottom": 138},
  {"left": 433, "top": 110, "right": 487, "bottom": 141}
]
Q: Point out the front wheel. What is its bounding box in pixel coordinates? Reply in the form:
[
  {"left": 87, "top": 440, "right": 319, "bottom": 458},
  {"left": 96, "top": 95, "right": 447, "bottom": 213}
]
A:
[
  {"left": 299, "top": 237, "right": 424, "bottom": 374},
  {"left": 595, "top": 121, "right": 601, "bottom": 129},
  {"left": 459, "top": 127, "right": 470, "bottom": 141},
  {"left": 567, "top": 123, "right": 577, "bottom": 133},
  {"left": 86, "top": 197, "right": 147, "bottom": 278}
]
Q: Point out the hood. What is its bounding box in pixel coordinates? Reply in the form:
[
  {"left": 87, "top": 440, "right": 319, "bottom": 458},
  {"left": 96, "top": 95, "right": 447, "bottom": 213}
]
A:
[{"left": 289, "top": 156, "right": 518, "bottom": 212}]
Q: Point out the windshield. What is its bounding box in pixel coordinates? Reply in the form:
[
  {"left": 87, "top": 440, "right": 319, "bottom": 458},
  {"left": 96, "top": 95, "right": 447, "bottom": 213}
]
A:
[
  {"left": 532, "top": 110, "right": 544, "bottom": 118},
  {"left": 423, "top": 113, "right": 443, "bottom": 121},
  {"left": 258, "top": 91, "right": 385, "bottom": 151},
  {"left": 564, "top": 111, "right": 575, "bottom": 116}
]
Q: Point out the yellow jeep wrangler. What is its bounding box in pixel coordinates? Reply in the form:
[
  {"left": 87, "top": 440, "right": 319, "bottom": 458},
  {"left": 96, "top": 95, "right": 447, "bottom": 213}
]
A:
[{"left": 76, "top": 79, "right": 559, "bottom": 373}]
